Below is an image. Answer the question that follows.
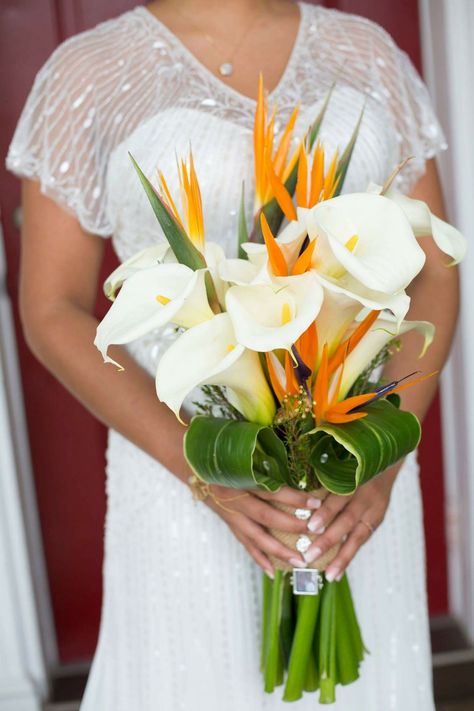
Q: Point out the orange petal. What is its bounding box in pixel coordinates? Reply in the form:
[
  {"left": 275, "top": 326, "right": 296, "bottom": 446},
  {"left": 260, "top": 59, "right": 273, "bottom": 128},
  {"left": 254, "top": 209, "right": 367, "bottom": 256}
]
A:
[
  {"left": 328, "top": 391, "right": 377, "bottom": 414},
  {"left": 328, "top": 310, "right": 381, "bottom": 376},
  {"left": 266, "top": 160, "right": 297, "bottom": 221},
  {"left": 385, "top": 371, "right": 438, "bottom": 396},
  {"left": 254, "top": 74, "right": 266, "bottom": 203},
  {"left": 296, "top": 320, "right": 318, "bottom": 376},
  {"left": 323, "top": 150, "right": 339, "bottom": 200},
  {"left": 313, "top": 343, "right": 329, "bottom": 425},
  {"left": 273, "top": 106, "right": 300, "bottom": 178},
  {"left": 260, "top": 213, "right": 288, "bottom": 276},
  {"left": 325, "top": 411, "right": 368, "bottom": 424},
  {"left": 285, "top": 351, "right": 299, "bottom": 394},
  {"left": 158, "top": 170, "right": 184, "bottom": 228},
  {"left": 296, "top": 143, "right": 308, "bottom": 208},
  {"left": 309, "top": 142, "right": 325, "bottom": 206},
  {"left": 265, "top": 352, "right": 286, "bottom": 403},
  {"left": 292, "top": 239, "right": 316, "bottom": 275}
]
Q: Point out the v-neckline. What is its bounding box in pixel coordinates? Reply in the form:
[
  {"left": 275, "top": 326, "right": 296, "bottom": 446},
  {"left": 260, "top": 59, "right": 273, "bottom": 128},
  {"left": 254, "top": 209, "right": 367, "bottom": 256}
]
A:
[{"left": 137, "top": 2, "right": 307, "bottom": 106}]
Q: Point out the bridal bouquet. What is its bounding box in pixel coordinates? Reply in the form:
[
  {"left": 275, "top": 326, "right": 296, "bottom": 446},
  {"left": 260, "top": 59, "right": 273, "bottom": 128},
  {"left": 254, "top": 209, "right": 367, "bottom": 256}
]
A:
[{"left": 95, "top": 79, "right": 465, "bottom": 703}]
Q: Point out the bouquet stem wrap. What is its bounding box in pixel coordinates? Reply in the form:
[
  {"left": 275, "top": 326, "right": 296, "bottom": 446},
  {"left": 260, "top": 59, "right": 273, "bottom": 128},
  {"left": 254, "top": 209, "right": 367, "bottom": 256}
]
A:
[{"left": 268, "top": 487, "right": 339, "bottom": 572}]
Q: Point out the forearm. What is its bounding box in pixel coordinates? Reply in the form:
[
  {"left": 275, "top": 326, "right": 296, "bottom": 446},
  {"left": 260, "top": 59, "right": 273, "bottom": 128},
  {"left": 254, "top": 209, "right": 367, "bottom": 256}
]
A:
[
  {"left": 23, "top": 302, "right": 192, "bottom": 483},
  {"left": 383, "top": 244, "right": 460, "bottom": 423}
]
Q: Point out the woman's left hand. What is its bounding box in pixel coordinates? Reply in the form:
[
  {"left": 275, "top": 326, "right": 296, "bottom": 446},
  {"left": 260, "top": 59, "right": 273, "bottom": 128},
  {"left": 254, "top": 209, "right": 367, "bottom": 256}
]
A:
[{"left": 302, "top": 463, "right": 402, "bottom": 581}]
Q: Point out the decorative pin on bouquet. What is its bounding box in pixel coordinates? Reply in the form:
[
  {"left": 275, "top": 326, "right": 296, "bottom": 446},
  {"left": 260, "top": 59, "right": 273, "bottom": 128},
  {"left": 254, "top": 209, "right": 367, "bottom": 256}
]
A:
[{"left": 95, "top": 77, "right": 465, "bottom": 703}]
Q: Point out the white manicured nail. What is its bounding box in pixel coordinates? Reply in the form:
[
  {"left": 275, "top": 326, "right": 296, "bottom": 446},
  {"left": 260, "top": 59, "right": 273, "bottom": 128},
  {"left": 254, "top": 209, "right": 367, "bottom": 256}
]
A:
[
  {"left": 289, "top": 557, "right": 306, "bottom": 568},
  {"left": 265, "top": 569, "right": 274, "bottom": 580},
  {"left": 307, "top": 497, "right": 322, "bottom": 508},
  {"left": 303, "top": 547, "right": 322, "bottom": 564},
  {"left": 307, "top": 515, "right": 323, "bottom": 532},
  {"left": 325, "top": 568, "right": 340, "bottom": 582}
]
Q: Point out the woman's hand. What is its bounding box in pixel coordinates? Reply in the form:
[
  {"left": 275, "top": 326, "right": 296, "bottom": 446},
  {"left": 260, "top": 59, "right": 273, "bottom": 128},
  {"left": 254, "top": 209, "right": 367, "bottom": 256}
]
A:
[
  {"left": 205, "top": 484, "right": 322, "bottom": 578},
  {"left": 303, "top": 464, "right": 401, "bottom": 581}
]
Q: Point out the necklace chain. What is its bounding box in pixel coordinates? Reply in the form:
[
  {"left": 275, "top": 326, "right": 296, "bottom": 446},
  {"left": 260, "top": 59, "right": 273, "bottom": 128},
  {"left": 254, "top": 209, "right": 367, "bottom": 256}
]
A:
[{"left": 174, "top": 5, "right": 265, "bottom": 77}]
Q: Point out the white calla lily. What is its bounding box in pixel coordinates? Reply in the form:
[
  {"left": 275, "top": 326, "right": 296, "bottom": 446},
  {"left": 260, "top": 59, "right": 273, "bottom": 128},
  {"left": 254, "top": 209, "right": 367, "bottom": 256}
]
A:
[
  {"left": 95, "top": 264, "right": 214, "bottom": 368},
  {"left": 384, "top": 188, "right": 466, "bottom": 265},
  {"left": 104, "top": 244, "right": 170, "bottom": 300},
  {"left": 303, "top": 193, "right": 426, "bottom": 293},
  {"left": 338, "top": 315, "right": 435, "bottom": 398},
  {"left": 156, "top": 313, "right": 276, "bottom": 424},
  {"left": 203, "top": 242, "right": 228, "bottom": 306},
  {"left": 225, "top": 271, "right": 324, "bottom": 352},
  {"left": 316, "top": 273, "right": 411, "bottom": 327},
  {"left": 241, "top": 218, "right": 307, "bottom": 273}
]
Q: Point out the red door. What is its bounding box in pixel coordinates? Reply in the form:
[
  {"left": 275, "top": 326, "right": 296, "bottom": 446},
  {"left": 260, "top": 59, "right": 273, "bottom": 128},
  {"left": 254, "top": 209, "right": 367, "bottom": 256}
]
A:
[{"left": 0, "top": 0, "right": 447, "bottom": 664}]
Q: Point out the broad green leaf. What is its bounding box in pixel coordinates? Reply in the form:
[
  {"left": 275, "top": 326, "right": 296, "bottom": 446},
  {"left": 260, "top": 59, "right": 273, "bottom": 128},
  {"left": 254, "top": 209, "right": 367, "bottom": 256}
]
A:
[
  {"left": 184, "top": 416, "right": 290, "bottom": 491},
  {"left": 129, "top": 153, "right": 206, "bottom": 271},
  {"left": 308, "top": 399, "right": 420, "bottom": 495}
]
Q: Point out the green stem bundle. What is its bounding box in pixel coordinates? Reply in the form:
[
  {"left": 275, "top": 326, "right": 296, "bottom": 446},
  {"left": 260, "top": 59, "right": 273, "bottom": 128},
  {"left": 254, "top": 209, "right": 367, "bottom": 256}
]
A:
[{"left": 261, "top": 571, "right": 366, "bottom": 704}]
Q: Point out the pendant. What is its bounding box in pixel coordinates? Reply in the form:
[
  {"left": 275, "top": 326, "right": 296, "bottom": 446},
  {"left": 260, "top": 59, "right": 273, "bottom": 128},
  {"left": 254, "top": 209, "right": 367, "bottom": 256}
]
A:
[
  {"left": 219, "top": 62, "right": 233, "bottom": 77},
  {"left": 292, "top": 568, "right": 324, "bottom": 596}
]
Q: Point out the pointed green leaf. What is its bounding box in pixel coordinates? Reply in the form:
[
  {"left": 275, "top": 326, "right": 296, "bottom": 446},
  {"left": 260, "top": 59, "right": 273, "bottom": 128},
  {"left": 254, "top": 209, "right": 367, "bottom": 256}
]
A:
[
  {"left": 238, "top": 182, "right": 249, "bottom": 258},
  {"left": 333, "top": 104, "right": 365, "bottom": 197},
  {"left": 306, "top": 82, "right": 335, "bottom": 151},
  {"left": 129, "top": 153, "right": 206, "bottom": 271}
]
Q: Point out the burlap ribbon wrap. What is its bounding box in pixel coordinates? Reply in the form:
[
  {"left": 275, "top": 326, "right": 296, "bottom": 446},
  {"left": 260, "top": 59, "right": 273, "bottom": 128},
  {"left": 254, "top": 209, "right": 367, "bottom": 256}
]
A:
[{"left": 268, "top": 487, "right": 340, "bottom": 573}]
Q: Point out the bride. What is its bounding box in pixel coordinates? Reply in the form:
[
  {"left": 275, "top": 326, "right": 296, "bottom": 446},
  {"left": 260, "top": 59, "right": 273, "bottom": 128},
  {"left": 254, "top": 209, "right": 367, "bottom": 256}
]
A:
[{"left": 7, "top": 0, "right": 459, "bottom": 709}]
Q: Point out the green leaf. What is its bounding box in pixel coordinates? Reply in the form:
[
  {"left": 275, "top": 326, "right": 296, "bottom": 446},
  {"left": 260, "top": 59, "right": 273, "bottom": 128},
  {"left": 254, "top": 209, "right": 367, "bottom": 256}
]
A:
[
  {"left": 318, "top": 581, "right": 337, "bottom": 704},
  {"left": 333, "top": 104, "right": 365, "bottom": 197},
  {"left": 184, "top": 416, "right": 290, "bottom": 491},
  {"left": 129, "top": 153, "right": 221, "bottom": 312},
  {"left": 306, "top": 83, "right": 335, "bottom": 152},
  {"left": 308, "top": 399, "right": 421, "bottom": 495},
  {"left": 238, "top": 182, "right": 249, "bottom": 258},
  {"left": 129, "top": 153, "right": 206, "bottom": 271}
]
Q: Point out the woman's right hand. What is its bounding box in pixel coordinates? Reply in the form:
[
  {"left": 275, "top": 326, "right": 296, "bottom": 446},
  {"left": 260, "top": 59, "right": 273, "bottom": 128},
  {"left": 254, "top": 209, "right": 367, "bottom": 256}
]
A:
[{"left": 205, "top": 484, "right": 322, "bottom": 578}]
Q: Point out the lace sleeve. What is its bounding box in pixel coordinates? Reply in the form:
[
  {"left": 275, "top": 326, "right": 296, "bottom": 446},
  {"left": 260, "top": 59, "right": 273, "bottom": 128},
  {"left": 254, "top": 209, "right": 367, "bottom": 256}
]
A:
[
  {"left": 6, "top": 35, "right": 113, "bottom": 237},
  {"left": 365, "top": 22, "right": 447, "bottom": 193}
]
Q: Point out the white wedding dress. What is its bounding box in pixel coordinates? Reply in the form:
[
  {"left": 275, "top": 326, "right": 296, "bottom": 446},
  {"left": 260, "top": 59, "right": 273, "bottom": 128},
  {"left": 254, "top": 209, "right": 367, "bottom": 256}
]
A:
[{"left": 7, "top": 3, "right": 447, "bottom": 709}]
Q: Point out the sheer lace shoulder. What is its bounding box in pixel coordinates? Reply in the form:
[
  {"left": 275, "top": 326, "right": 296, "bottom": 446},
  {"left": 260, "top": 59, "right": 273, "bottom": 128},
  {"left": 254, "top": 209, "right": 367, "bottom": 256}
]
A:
[
  {"left": 310, "top": 5, "right": 447, "bottom": 192},
  {"left": 6, "top": 9, "right": 157, "bottom": 236}
]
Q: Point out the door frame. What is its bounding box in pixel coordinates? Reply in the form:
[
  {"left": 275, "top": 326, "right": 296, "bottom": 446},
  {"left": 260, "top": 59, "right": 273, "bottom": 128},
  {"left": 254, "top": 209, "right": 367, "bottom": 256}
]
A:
[{"left": 419, "top": 0, "right": 474, "bottom": 642}]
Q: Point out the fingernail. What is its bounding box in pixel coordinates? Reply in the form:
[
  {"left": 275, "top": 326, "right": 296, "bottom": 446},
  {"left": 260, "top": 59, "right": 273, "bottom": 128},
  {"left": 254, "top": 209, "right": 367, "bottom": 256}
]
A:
[
  {"left": 303, "top": 546, "right": 322, "bottom": 564},
  {"left": 325, "top": 567, "right": 340, "bottom": 582},
  {"left": 335, "top": 571, "right": 344, "bottom": 582},
  {"left": 265, "top": 569, "right": 274, "bottom": 580},
  {"left": 307, "top": 515, "right": 322, "bottom": 532},
  {"left": 289, "top": 557, "right": 307, "bottom": 568},
  {"left": 307, "top": 497, "right": 322, "bottom": 509}
]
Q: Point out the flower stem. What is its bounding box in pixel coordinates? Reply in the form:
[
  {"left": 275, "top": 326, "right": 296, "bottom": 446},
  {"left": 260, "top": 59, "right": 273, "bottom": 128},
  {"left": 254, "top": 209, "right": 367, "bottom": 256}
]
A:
[
  {"left": 264, "top": 569, "right": 284, "bottom": 692},
  {"left": 283, "top": 594, "right": 321, "bottom": 701}
]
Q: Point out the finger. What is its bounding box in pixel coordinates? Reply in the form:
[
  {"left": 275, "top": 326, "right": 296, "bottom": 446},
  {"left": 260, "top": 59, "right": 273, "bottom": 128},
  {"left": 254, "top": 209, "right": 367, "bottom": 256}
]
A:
[
  {"left": 303, "top": 505, "right": 364, "bottom": 565},
  {"left": 244, "top": 540, "right": 275, "bottom": 579},
  {"left": 255, "top": 486, "right": 323, "bottom": 511},
  {"left": 307, "top": 493, "right": 350, "bottom": 534},
  {"left": 323, "top": 522, "right": 371, "bottom": 581},
  {"left": 239, "top": 495, "right": 313, "bottom": 534},
  {"left": 245, "top": 519, "right": 306, "bottom": 568}
]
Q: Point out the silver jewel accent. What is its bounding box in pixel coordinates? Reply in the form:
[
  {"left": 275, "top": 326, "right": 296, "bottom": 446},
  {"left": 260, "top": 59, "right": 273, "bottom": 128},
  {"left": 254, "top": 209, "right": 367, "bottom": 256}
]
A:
[
  {"left": 219, "top": 62, "right": 234, "bottom": 77},
  {"left": 320, "top": 452, "right": 329, "bottom": 464},
  {"left": 292, "top": 568, "right": 324, "bottom": 596},
  {"left": 294, "top": 508, "right": 311, "bottom": 521},
  {"left": 295, "top": 535, "right": 312, "bottom": 554}
]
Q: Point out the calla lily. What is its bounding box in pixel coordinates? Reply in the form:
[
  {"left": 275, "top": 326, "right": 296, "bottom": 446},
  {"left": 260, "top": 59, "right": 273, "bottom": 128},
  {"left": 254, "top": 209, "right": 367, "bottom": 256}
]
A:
[
  {"left": 94, "top": 264, "right": 214, "bottom": 368},
  {"left": 337, "top": 315, "right": 435, "bottom": 398},
  {"left": 104, "top": 244, "right": 170, "bottom": 300},
  {"left": 225, "top": 271, "right": 324, "bottom": 353},
  {"left": 369, "top": 183, "right": 466, "bottom": 265},
  {"left": 155, "top": 313, "right": 276, "bottom": 424},
  {"left": 304, "top": 193, "right": 426, "bottom": 293}
]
